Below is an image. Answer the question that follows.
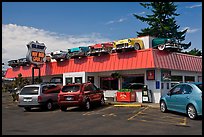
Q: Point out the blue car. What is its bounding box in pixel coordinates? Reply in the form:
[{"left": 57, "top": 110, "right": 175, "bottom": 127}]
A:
[
  {"left": 160, "top": 82, "right": 202, "bottom": 119},
  {"left": 69, "top": 46, "right": 89, "bottom": 59}
]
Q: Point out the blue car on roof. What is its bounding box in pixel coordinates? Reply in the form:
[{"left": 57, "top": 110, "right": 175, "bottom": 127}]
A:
[
  {"left": 160, "top": 82, "right": 202, "bottom": 119},
  {"left": 69, "top": 46, "right": 89, "bottom": 59}
]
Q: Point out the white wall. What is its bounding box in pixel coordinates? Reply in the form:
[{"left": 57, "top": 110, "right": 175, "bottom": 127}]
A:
[{"left": 137, "top": 36, "right": 155, "bottom": 49}]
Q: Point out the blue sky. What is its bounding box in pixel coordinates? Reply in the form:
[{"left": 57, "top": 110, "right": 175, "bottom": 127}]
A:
[{"left": 2, "top": 2, "right": 202, "bottom": 66}]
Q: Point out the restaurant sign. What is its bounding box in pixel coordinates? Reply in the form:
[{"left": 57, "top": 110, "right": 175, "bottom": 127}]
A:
[{"left": 26, "top": 41, "right": 46, "bottom": 65}]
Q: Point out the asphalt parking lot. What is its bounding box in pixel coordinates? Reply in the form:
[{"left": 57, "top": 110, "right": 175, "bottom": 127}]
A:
[{"left": 2, "top": 92, "right": 202, "bottom": 135}]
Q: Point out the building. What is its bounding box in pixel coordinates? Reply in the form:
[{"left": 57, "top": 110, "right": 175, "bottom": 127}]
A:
[{"left": 4, "top": 36, "right": 202, "bottom": 103}]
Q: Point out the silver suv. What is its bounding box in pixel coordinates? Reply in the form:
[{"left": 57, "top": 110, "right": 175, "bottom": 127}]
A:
[{"left": 18, "top": 83, "right": 61, "bottom": 111}]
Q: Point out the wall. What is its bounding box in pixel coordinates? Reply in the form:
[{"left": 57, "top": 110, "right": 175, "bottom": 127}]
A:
[
  {"left": 137, "top": 36, "right": 155, "bottom": 49},
  {"left": 63, "top": 72, "right": 86, "bottom": 85}
]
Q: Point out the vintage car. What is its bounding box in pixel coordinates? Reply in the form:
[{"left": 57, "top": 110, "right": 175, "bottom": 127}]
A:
[
  {"left": 113, "top": 38, "right": 144, "bottom": 52},
  {"left": 45, "top": 53, "right": 52, "bottom": 62},
  {"left": 152, "top": 38, "right": 191, "bottom": 51},
  {"left": 69, "top": 46, "right": 89, "bottom": 59},
  {"left": 87, "top": 42, "right": 114, "bottom": 56},
  {"left": 50, "top": 50, "right": 69, "bottom": 62},
  {"left": 8, "top": 59, "right": 19, "bottom": 68},
  {"left": 18, "top": 58, "right": 30, "bottom": 66}
]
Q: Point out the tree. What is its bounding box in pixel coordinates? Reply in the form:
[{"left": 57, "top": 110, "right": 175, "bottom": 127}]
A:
[
  {"left": 134, "top": 2, "right": 187, "bottom": 42},
  {"left": 183, "top": 48, "right": 202, "bottom": 56}
]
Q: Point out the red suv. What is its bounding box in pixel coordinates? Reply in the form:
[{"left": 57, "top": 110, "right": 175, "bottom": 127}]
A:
[{"left": 58, "top": 82, "right": 105, "bottom": 111}]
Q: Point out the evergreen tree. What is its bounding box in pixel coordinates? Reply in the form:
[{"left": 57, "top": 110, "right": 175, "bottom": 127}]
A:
[
  {"left": 134, "top": 2, "right": 187, "bottom": 42},
  {"left": 183, "top": 48, "right": 202, "bottom": 56}
]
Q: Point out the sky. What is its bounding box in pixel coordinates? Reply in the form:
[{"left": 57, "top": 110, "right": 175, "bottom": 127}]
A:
[{"left": 2, "top": 2, "right": 202, "bottom": 68}]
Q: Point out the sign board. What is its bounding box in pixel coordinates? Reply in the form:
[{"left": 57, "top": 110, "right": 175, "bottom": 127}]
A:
[
  {"left": 161, "top": 70, "right": 171, "bottom": 81},
  {"left": 26, "top": 41, "right": 46, "bottom": 65}
]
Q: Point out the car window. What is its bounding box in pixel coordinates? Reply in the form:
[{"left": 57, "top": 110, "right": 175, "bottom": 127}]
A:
[
  {"left": 42, "top": 85, "right": 61, "bottom": 94},
  {"left": 170, "top": 85, "right": 183, "bottom": 95},
  {"left": 62, "top": 85, "right": 80, "bottom": 92},
  {"left": 20, "top": 87, "right": 39, "bottom": 95},
  {"left": 84, "top": 84, "right": 93, "bottom": 91},
  {"left": 182, "top": 85, "right": 192, "bottom": 94}
]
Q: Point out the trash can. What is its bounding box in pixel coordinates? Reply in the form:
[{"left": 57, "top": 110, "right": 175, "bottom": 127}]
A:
[
  {"left": 116, "top": 89, "right": 136, "bottom": 102},
  {"left": 142, "top": 85, "right": 152, "bottom": 103}
]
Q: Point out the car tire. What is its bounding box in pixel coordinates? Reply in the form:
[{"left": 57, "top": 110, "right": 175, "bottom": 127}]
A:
[
  {"left": 24, "top": 107, "right": 31, "bottom": 111},
  {"left": 60, "top": 106, "right": 67, "bottom": 111},
  {"left": 84, "top": 100, "right": 91, "bottom": 110},
  {"left": 46, "top": 101, "right": 53, "bottom": 111},
  {"left": 187, "top": 104, "right": 197, "bottom": 120},
  {"left": 158, "top": 44, "right": 165, "bottom": 50},
  {"left": 160, "top": 101, "right": 167, "bottom": 113},
  {"left": 134, "top": 43, "right": 140, "bottom": 50}
]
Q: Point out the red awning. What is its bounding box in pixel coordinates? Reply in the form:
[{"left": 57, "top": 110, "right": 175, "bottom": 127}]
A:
[{"left": 4, "top": 48, "right": 202, "bottom": 78}]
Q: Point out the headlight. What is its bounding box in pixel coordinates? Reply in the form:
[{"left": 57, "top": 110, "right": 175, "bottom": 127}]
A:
[{"left": 128, "top": 39, "right": 131, "bottom": 43}]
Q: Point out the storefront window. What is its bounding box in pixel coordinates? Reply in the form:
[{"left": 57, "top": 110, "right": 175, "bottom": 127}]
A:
[
  {"left": 87, "top": 76, "right": 94, "bottom": 84},
  {"left": 122, "top": 76, "right": 144, "bottom": 88},
  {"left": 75, "top": 77, "right": 82, "bottom": 83},
  {"left": 100, "top": 77, "right": 118, "bottom": 90},
  {"left": 171, "top": 75, "right": 182, "bottom": 82},
  {"left": 185, "top": 76, "right": 195, "bottom": 82},
  {"left": 65, "top": 77, "right": 72, "bottom": 84}
]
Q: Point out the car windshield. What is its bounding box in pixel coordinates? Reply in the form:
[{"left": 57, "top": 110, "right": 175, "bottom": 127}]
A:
[
  {"left": 62, "top": 85, "right": 80, "bottom": 92},
  {"left": 195, "top": 84, "right": 202, "bottom": 91},
  {"left": 20, "top": 87, "right": 39, "bottom": 95}
]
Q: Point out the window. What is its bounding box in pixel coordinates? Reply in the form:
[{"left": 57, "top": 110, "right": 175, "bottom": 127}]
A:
[
  {"left": 122, "top": 75, "right": 144, "bottom": 88},
  {"left": 42, "top": 85, "right": 61, "bottom": 94},
  {"left": 75, "top": 77, "right": 82, "bottom": 83},
  {"left": 171, "top": 75, "right": 182, "bottom": 82},
  {"left": 184, "top": 76, "right": 195, "bottom": 82},
  {"left": 62, "top": 85, "right": 80, "bottom": 92},
  {"left": 66, "top": 77, "right": 72, "bottom": 84},
  {"left": 87, "top": 76, "right": 94, "bottom": 84},
  {"left": 170, "top": 85, "right": 182, "bottom": 95},
  {"left": 100, "top": 77, "right": 118, "bottom": 90},
  {"left": 20, "top": 87, "right": 39, "bottom": 95},
  {"left": 182, "top": 85, "right": 192, "bottom": 94}
]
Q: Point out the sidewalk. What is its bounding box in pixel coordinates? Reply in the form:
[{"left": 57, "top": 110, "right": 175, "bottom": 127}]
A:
[{"left": 105, "top": 97, "right": 160, "bottom": 108}]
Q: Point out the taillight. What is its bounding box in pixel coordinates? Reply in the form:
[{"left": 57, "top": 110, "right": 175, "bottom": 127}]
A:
[{"left": 38, "top": 96, "right": 42, "bottom": 102}]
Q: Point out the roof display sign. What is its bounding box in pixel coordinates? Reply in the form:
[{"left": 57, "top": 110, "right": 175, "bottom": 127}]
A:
[{"left": 26, "top": 41, "right": 46, "bottom": 65}]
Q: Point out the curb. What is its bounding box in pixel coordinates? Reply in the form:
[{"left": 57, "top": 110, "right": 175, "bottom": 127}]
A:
[{"left": 106, "top": 102, "right": 160, "bottom": 108}]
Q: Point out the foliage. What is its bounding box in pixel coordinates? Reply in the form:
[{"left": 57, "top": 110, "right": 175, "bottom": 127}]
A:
[
  {"left": 134, "top": 2, "right": 187, "bottom": 42},
  {"left": 118, "top": 89, "right": 133, "bottom": 92},
  {"left": 182, "top": 48, "right": 202, "bottom": 56}
]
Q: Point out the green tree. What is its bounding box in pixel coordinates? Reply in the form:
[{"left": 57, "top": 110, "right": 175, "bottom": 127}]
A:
[
  {"left": 134, "top": 2, "right": 187, "bottom": 42},
  {"left": 183, "top": 48, "right": 202, "bottom": 56}
]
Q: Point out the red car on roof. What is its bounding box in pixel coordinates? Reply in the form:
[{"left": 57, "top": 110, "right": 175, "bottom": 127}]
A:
[
  {"left": 57, "top": 82, "right": 105, "bottom": 111},
  {"left": 87, "top": 42, "right": 114, "bottom": 56}
]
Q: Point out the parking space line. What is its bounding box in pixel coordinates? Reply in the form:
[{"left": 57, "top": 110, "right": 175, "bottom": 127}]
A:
[
  {"left": 127, "top": 106, "right": 149, "bottom": 120},
  {"left": 83, "top": 106, "right": 113, "bottom": 116}
]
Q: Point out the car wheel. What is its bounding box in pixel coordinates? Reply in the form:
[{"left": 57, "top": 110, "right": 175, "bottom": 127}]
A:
[
  {"left": 158, "top": 44, "right": 165, "bottom": 50},
  {"left": 134, "top": 43, "right": 140, "bottom": 50},
  {"left": 46, "top": 101, "right": 53, "bottom": 111},
  {"left": 60, "top": 106, "right": 67, "bottom": 111},
  {"left": 84, "top": 100, "right": 91, "bottom": 110},
  {"left": 187, "top": 105, "right": 197, "bottom": 120},
  {"left": 160, "top": 101, "right": 167, "bottom": 113},
  {"left": 24, "top": 107, "right": 31, "bottom": 111}
]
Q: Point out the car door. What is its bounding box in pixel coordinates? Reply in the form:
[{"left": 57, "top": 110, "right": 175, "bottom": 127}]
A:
[{"left": 165, "top": 84, "right": 183, "bottom": 111}]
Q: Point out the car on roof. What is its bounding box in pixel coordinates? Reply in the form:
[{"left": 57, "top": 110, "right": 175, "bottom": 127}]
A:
[
  {"left": 160, "top": 82, "right": 202, "bottom": 119},
  {"left": 18, "top": 58, "right": 30, "bottom": 66},
  {"left": 152, "top": 38, "right": 191, "bottom": 51},
  {"left": 87, "top": 42, "right": 114, "bottom": 56},
  {"left": 8, "top": 59, "right": 19, "bottom": 68},
  {"left": 18, "top": 83, "right": 61, "bottom": 111},
  {"left": 113, "top": 38, "right": 144, "bottom": 52},
  {"left": 69, "top": 46, "right": 89, "bottom": 59},
  {"left": 58, "top": 82, "right": 105, "bottom": 111},
  {"left": 45, "top": 53, "right": 52, "bottom": 62},
  {"left": 50, "top": 50, "right": 69, "bottom": 62}
]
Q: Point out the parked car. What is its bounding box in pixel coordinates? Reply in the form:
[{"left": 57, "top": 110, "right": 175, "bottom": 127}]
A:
[
  {"left": 160, "top": 82, "right": 202, "bottom": 119},
  {"left": 69, "top": 46, "right": 89, "bottom": 59},
  {"left": 113, "top": 38, "right": 144, "bottom": 52},
  {"left": 18, "top": 58, "right": 30, "bottom": 66},
  {"left": 58, "top": 82, "right": 105, "bottom": 111},
  {"left": 18, "top": 83, "right": 61, "bottom": 111},
  {"left": 87, "top": 42, "right": 114, "bottom": 56},
  {"left": 45, "top": 53, "right": 52, "bottom": 62},
  {"left": 50, "top": 50, "right": 69, "bottom": 62},
  {"left": 152, "top": 38, "right": 191, "bottom": 51},
  {"left": 8, "top": 59, "right": 19, "bottom": 68}
]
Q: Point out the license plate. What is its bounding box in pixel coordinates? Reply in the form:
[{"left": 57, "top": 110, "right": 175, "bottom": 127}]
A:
[
  {"left": 24, "top": 99, "right": 32, "bottom": 102},
  {"left": 66, "top": 97, "right": 73, "bottom": 101}
]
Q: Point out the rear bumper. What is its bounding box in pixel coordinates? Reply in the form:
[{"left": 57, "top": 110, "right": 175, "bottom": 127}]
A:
[
  {"left": 18, "top": 102, "right": 46, "bottom": 108},
  {"left": 58, "top": 100, "right": 84, "bottom": 107}
]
